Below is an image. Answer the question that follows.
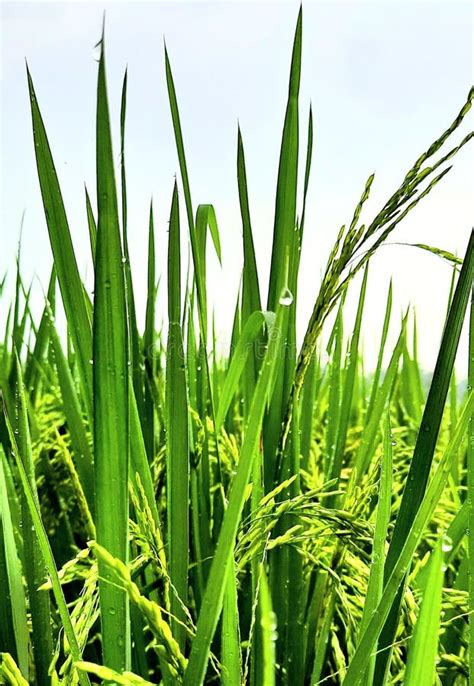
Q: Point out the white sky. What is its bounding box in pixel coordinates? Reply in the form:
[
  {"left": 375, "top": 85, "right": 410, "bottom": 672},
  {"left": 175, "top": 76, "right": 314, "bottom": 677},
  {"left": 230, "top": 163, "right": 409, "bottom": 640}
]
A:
[{"left": 1, "top": 0, "right": 473, "bottom": 374}]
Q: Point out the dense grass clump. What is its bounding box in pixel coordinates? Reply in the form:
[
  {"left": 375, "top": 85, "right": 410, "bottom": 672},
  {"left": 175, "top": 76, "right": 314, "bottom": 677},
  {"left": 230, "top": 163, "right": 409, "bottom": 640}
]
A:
[{"left": 1, "top": 8, "right": 473, "bottom": 686}]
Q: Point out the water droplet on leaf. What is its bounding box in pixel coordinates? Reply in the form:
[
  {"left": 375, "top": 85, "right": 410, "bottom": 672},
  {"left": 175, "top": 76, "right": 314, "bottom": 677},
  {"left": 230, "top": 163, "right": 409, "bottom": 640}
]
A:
[
  {"left": 441, "top": 535, "right": 453, "bottom": 553},
  {"left": 279, "top": 287, "right": 293, "bottom": 306}
]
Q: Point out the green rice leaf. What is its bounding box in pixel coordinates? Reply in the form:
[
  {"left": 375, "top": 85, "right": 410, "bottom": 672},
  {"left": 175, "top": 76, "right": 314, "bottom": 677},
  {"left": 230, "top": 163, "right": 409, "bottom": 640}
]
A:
[
  {"left": 166, "top": 182, "right": 190, "bottom": 650},
  {"left": 27, "top": 67, "right": 93, "bottom": 423},
  {"left": 259, "top": 563, "right": 276, "bottom": 686},
  {"left": 237, "top": 126, "right": 261, "bottom": 321},
  {"left": 143, "top": 201, "right": 156, "bottom": 462},
  {"left": 93, "top": 33, "right": 130, "bottom": 672},
  {"left": 404, "top": 540, "right": 443, "bottom": 686},
  {"left": 196, "top": 204, "right": 222, "bottom": 266},
  {"left": 85, "top": 185, "right": 97, "bottom": 264},
  {"left": 221, "top": 558, "right": 242, "bottom": 686},
  {"left": 267, "top": 5, "right": 302, "bottom": 310}
]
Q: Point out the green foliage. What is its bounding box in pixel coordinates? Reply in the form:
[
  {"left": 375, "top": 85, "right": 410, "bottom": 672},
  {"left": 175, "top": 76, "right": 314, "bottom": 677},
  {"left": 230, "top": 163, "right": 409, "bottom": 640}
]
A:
[{"left": 1, "top": 7, "right": 473, "bottom": 686}]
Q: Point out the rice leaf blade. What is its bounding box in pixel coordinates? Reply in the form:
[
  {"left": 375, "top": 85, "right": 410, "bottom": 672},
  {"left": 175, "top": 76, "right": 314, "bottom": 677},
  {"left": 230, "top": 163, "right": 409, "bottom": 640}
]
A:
[
  {"left": 267, "top": 6, "right": 302, "bottom": 310},
  {"left": 221, "top": 558, "right": 242, "bottom": 686},
  {"left": 238, "top": 126, "right": 261, "bottom": 320},
  {"left": 403, "top": 541, "right": 443, "bottom": 686},
  {"left": 94, "top": 34, "right": 130, "bottom": 672},
  {"left": 27, "top": 68, "right": 93, "bottom": 423},
  {"left": 166, "top": 182, "right": 190, "bottom": 650}
]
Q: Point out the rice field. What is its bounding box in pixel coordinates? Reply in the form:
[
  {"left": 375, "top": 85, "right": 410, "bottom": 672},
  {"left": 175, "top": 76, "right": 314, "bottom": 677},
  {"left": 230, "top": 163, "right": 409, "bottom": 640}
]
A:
[{"left": 1, "top": 7, "right": 473, "bottom": 686}]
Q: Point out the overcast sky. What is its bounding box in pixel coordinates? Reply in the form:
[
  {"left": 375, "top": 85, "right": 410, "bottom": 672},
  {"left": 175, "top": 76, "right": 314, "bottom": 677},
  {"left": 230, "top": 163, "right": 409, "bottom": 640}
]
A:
[{"left": 1, "top": 1, "right": 473, "bottom": 373}]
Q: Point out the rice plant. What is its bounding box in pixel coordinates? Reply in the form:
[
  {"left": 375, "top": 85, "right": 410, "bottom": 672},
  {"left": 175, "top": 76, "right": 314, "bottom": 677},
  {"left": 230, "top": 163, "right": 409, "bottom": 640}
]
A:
[{"left": 1, "top": 7, "right": 473, "bottom": 685}]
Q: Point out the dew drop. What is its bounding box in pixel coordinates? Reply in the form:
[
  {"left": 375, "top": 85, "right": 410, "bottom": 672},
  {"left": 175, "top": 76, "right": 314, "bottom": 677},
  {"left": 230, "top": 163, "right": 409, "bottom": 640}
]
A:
[
  {"left": 279, "top": 287, "right": 294, "bottom": 307},
  {"left": 441, "top": 535, "right": 453, "bottom": 553}
]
